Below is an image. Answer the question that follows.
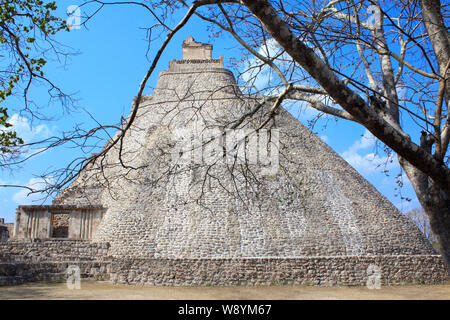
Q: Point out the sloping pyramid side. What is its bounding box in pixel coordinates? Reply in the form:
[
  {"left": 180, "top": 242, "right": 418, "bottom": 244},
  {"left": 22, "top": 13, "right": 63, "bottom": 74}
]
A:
[{"left": 54, "top": 58, "right": 436, "bottom": 261}]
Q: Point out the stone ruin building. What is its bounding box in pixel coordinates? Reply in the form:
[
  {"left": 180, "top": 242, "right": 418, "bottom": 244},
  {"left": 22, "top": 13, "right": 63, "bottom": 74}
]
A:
[
  {"left": 0, "top": 219, "right": 13, "bottom": 242},
  {"left": 0, "top": 37, "right": 447, "bottom": 286}
]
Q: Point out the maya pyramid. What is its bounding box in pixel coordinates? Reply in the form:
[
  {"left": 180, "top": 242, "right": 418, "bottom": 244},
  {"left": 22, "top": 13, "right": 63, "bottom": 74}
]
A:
[{"left": 42, "top": 36, "right": 446, "bottom": 285}]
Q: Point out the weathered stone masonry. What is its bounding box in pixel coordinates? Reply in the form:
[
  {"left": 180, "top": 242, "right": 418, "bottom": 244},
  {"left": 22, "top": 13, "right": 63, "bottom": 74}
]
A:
[
  {"left": 0, "top": 218, "right": 11, "bottom": 242},
  {"left": 13, "top": 205, "right": 105, "bottom": 240},
  {"left": 1, "top": 37, "right": 448, "bottom": 286},
  {"left": 0, "top": 239, "right": 111, "bottom": 285},
  {"left": 0, "top": 242, "right": 446, "bottom": 286},
  {"left": 0, "top": 238, "right": 446, "bottom": 286},
  {"left": 108, "top": 256, "right": 447, "bottom": 286}
]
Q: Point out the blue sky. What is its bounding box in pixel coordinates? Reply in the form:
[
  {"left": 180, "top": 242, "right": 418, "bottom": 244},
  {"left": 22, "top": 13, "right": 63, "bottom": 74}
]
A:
[{"left": 0, "top": 1, "right": 421, "bottom": 222}]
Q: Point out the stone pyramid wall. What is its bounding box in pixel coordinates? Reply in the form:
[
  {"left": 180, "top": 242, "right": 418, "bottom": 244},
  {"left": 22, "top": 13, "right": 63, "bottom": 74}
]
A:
[{"left": 51, "top": 37, "right": 447, "bottom": 285}]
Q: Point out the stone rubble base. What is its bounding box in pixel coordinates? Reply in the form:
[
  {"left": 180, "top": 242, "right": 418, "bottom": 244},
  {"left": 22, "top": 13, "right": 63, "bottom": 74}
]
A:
[
  {"left": 0, "top": 261, "right": 108, "bottom": 286},
  {"left": 0, "top": 239, "right": 447, "bottom": 286},
  {"left": 107, "top": 256, "right": 448, "bottom": 286},
  {"left": 0, "top": 239, "right": 110, "bottom": 263},
  {"left": 0, "top": 257, "right": 447, "bottom": 287}
]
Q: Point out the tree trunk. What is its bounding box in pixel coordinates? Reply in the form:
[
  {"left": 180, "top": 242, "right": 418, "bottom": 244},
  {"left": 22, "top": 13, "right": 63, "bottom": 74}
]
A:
[
  {"left": 425, "top": 185, "right": 450, "bottom": 273},
  {"left": 420, "top": 0, "right": 450, "bottom": 79},
  {"left": 416, "top": 0, "right": 450, "bottom": 275},
  {"left": 401, "top": 158, "right": 450, "bottom": 275}
]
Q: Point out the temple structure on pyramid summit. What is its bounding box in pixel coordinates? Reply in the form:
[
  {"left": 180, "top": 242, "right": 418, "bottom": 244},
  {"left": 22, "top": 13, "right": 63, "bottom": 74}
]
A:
[{"left": 0, "top": 37, "right": 447, "bottom": 286}]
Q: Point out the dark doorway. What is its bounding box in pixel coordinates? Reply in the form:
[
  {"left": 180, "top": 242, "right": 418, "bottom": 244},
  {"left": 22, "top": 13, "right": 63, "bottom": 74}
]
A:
[{"left": 51, "top": 213, "right": 69, "bottom": 238}]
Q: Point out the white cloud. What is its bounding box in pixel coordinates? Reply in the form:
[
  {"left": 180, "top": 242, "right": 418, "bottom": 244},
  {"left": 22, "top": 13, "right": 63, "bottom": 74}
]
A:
[
  {"left": 12, "top": 177, "right": 52, "bottom": 205},
  {"left": 0, "top": 114, "right": 54, "bottom": 160},
  {"left": 284, "top": 100, "right": 323, "bottom": 122},
  {"left": 240, "top": 38, "right": 292, "bottom": 92},
  {"left": 340, "top": 132, "right": 420, "bottom": 213},
  {"left": 345, "top": 129, "right": 377, "bottom": 152},
  {"left": 341, "top": 129, "right": 397, "bottom": 175},
  {"left": 7, "top": 114, "right": 51, "bottom": 143},
  {"left": 319, "top": 134, "right": 328, "bottom": 143}
]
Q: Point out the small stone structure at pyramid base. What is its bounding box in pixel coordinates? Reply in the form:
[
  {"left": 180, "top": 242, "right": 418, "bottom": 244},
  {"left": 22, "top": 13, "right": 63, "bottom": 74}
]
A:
[
  {"left": 1, "top": 37, "right": 448, "bottom": 286},
  {"left": 0, "top": 218, "right": 12, "bottom": 242}
]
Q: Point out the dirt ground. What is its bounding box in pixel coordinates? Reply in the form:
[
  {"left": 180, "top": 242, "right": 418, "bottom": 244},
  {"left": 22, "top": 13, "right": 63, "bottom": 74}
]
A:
[{"left": 1, "top": 281, "right": 449, "bottom": 300}]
